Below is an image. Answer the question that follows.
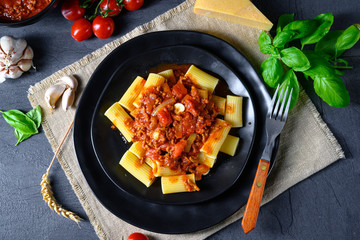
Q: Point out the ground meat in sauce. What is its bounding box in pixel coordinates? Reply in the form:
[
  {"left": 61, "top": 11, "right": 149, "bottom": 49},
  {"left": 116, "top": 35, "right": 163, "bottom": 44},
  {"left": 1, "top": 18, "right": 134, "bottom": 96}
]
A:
[
  {"left": 0, "top": 0, "right": 51, "bottom": 22},
  {"left": 131, "top": 69, "right": 218, "bottom": 180}
]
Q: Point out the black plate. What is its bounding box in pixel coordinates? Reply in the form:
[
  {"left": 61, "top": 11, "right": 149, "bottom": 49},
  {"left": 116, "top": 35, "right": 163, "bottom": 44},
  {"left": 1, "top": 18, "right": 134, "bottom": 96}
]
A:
[
  {"left": 90, "top": 45, "right": 256, "bottom": 205},
  {"left": 74, "top": 30, "right": 274, "bottom": 234}
]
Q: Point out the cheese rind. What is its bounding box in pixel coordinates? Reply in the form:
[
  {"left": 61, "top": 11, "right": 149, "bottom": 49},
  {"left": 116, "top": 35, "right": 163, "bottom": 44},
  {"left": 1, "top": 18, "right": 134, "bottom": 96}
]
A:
[{"left": 194, "top": 0, "right": 273, "bottom": 31}]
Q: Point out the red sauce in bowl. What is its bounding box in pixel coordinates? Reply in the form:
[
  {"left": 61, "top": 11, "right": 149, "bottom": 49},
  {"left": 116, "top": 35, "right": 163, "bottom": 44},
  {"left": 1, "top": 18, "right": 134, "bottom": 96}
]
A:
[{"left": 0, "top": 0, "right": 52, "bottom": 22}]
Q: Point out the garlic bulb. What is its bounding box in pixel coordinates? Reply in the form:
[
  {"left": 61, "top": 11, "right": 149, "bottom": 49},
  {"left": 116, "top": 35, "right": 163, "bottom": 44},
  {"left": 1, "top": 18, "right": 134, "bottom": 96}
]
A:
[{"left": 0, "top": 36, "right": 34, "bottom": 83}]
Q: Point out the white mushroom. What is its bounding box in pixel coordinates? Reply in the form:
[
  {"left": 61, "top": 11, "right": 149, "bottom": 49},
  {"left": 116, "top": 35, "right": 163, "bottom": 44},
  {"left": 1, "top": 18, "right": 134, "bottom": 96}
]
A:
[{"left": 0, "top": 36, "right": 34, "bottom": 82}]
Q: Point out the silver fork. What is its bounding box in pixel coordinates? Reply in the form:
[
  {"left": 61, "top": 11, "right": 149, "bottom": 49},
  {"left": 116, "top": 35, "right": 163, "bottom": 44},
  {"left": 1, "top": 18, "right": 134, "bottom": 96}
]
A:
[{"left": 241, "top": 85, "right": 293, "bottom": 234}]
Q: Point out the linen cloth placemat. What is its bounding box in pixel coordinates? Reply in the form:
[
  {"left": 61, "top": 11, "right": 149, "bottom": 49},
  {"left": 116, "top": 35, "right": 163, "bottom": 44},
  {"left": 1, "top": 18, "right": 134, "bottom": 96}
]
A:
[{"left": 28, "top": 0, "right": 345, "bottom": 239}]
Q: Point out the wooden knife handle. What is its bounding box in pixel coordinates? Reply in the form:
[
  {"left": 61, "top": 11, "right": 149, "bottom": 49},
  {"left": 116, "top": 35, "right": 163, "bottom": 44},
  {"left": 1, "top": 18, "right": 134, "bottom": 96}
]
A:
[{"left": 241, "top": 159, "right": 270, "bottom": 234}]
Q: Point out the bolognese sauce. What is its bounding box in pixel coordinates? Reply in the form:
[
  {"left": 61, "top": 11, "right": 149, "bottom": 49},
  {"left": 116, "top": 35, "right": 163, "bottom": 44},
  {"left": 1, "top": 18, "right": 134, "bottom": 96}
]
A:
[
  {"left": 130, "top": 67, "right": 221, "bottom": 181},
  {"left": 0, "top": 0, "right": 51, "bottom": 22}
]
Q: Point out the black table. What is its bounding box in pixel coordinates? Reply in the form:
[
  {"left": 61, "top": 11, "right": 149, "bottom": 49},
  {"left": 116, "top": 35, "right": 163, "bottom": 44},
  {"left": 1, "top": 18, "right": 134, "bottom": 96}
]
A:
[{"left": 1, "top": 0, "right": 359, "bottom": 239}]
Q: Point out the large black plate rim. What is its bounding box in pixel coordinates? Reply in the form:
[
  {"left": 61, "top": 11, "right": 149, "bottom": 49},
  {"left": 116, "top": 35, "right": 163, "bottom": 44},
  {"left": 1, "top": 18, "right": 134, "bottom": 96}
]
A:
[
  {"left": 73, "top": 30, "right": 275, "bottom": 234},
  {"left": 90, "top": 44, "right": 257, "bottom": 205}
]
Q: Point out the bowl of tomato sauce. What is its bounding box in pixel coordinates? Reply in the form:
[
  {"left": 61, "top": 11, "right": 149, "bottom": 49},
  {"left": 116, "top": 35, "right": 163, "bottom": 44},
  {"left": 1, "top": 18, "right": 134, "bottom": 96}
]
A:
[{"left": 0, "top": 0, "right": 59, "bottom": 27}]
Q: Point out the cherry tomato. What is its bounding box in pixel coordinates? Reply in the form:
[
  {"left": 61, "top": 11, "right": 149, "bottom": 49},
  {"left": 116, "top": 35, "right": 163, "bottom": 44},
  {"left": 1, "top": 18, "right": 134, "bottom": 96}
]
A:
[
  {"left": 100, "top": 0, "right": 122, "bottom": 17},
  {"left": 123, "top": 0, "right": 144, "bottom": 11},
  {"left": 61, "top": 0, "right": 86, "bottom": 21},
  {"left": 92, "top": 15, "right": 115, "bottom": 39},
  {"left": 127, "top": 232, "right": 149, "bottom": 240},
  {"left": 71, "top": 18, "right": 93, "bottom": 41}
]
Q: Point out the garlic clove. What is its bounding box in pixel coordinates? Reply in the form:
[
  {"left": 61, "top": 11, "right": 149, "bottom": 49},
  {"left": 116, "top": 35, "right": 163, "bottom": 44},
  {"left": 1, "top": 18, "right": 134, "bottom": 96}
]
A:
[
  {"left": 62, "top": 88, "right": 76, "bottom": 111},
  {"left": 22, "top": 46, "right": 34, "bottom": 60},
  {"left": 44, "top": 83, "right": 67, "bottom": 109},
  {"left": 59, "top": 75, "right": 78, "bottom": 90},
  {"left": 17, "top": 59, "right": 33, "bottom": 72}
]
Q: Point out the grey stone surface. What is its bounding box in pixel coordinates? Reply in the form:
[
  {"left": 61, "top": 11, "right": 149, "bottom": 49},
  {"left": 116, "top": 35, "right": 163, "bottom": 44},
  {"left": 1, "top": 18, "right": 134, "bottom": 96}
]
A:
[{"left": 0, "top": 0, "right": 359, "bottom": 239}]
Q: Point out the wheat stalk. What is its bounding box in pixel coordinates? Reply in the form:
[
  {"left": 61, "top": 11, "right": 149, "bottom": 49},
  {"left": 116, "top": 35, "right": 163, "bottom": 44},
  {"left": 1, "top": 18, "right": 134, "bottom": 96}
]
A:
[{"left": 40, "top": 119, "right": 82, "bottom": 224}]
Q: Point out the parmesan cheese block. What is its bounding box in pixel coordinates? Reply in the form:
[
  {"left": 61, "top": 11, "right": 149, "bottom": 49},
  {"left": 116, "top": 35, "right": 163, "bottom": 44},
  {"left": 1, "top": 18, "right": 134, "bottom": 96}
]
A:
[{"left": 194, "top": 0, "right": 273, "bottom": 31}]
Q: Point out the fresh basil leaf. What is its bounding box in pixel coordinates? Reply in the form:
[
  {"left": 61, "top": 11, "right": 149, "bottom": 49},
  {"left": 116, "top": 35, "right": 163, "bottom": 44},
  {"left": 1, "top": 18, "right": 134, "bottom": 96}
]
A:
[
  {"left": 283, "top": 20, "right": 319, "bottom": 39},
  {"left": 315, "top": 30, "right": 343, "bottom": 59},
  {"left": 335, "top": 25, "right": 360, "bottom": 55},
  {"left": 313, "top": 75, "right": 350, "bottom": 108},
  {"left": 303, "top": 51, "right": 335, "bottom": 78},
  {"left": 276, "top": 14, "right": 295, "bottom": 34},
  {"left": 260, "top": 57, "right": 283, "bottom": 88},
  {"left": 258, "top": 31, "right": 274, "bottom": 54},
  {"left": 279, "top": 69, "right": 299, "bottom": 109},
  {"left": 280, "top": 47, "right": 311, "bottom": 71},
  {"left": 14, "top": 130, "right": 31, "bottom": 146},
  {"left": 301, "top": 13, "right": 334, "bottom": 48},
  {"left": 26, "top": 105, "right": 42, "bottom": 128},
  {"left": 0, "top": 109, "right": 38, "bottom": 134},
  {"left": 273, "top": 30, "right": 296, "bottom": 48},
  {"left": 13, "top": 106, "right": 42, "bottom": 146}
]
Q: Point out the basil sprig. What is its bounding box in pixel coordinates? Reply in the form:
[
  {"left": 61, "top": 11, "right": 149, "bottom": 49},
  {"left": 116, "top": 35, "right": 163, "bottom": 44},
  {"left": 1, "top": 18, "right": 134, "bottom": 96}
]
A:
[
  {"left": 0, "top": 105, "right": 42, "bottom": 145},
  {"left": 258, "top": 13, "right": 360, "bottom": 108}
]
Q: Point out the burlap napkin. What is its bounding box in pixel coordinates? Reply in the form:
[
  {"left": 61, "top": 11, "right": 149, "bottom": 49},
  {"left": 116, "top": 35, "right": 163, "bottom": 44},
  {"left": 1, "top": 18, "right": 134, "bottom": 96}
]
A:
[{"left": 27, "top": 0, "right": 345, "bottom": 239}]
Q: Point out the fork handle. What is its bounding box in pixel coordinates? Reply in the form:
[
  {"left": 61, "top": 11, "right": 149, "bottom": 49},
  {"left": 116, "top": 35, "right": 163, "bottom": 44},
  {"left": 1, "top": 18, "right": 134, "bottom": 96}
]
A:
[{"left": 241, "top": 159, "right": 270, "bottom": 234}]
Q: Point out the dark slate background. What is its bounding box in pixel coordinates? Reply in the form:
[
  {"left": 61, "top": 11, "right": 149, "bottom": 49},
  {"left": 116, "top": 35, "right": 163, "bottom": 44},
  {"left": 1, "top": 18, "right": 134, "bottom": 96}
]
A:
[{"left": 0, "top": 0, "right": 359, "bottom": 239}]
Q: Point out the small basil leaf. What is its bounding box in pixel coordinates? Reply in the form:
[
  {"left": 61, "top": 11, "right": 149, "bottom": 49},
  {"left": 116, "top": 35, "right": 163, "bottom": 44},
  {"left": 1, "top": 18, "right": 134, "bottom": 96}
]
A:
[
  {"left": 335, "top": 25, "right": 360, "bottom": 56},
  {"left": 260, "top": 57, "right": 283, "bottom": 88},
  {"left": 276, "top": 14, "right": 295, "bottom": 34},
  {"left": 313, "top": 75, "right": 350, "bottom": 108},
  {"left": 26, "top": 105, "right": 42, "bottom": 128},
  {"left": 273, "top": 30, "right": 296, "bottom": 48},
  {"left": 283, "top": 20, "right": 319, "bottom": 39},
  {"left": 279, "top": 69, "right": 300, "bottom": 109},
  {"left": 14, "top": 130, "right": 31, "bottom": 146},
  {"left": 315, "top": 30, "right": 343, "bottom": 59},
  {"left": 280, "top": 47, "right": 311, "bottom": 71},
  {"left": 258, "top": 31, "right": 274, "bottom": 54},
  {"left": 0, "top": 109, "right": 38, "bottom": 134},
  {"left": 301, "top": 13, "right": 334, "bottom": 48}
]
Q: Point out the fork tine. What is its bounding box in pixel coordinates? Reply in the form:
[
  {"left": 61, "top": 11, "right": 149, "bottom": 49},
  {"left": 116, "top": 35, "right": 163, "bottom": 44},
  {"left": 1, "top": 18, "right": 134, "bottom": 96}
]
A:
[
  {"left": 277, "top": 87, "right": 289, "bottom": 120},
  {"left": 272, "top": 85, "right": 285, "bottom": 119},
  {"left": 282, "top": 88, "right": 293, "bottom": 121},
  {"left": 268, "top": 85, "right": 280, "bottom": 116}
]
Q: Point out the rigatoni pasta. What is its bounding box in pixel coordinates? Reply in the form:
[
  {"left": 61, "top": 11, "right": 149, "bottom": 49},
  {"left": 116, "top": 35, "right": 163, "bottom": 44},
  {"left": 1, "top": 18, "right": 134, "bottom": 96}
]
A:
[
  {"left": 185, "top": 65, "right": 219, "bottom": 93},
  {"left": 200, "top": 118, "right": 231, "bottom": 158},
  {"left": 158, "top": 69, "right": 176, "bottom": 82},
  {"left": 119, "top": 76, "right": 145, "bottom": 111},
  {"left": 225, "top": 95, "right": 243, "bottom": 127},
  {"left": 129, "top": 141, "right": 146, "bottom": 159},
  {"left": 104, "top": 102, "right": 134, "bottom": 142},
  {"left": 133, "top": 73, "right": 166, "bottom": 108},
  {"left": 161, "top": 174, "right": 199, "bottom": 194},
  {"left": 210, "top": 95, "right": 226, "bottom": 115},
  {"left": 220, "top": 135, "right": 240, "bottom": 156},
  {"left": 119, "top": 151, "right": 155, "bottom": 187}
]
